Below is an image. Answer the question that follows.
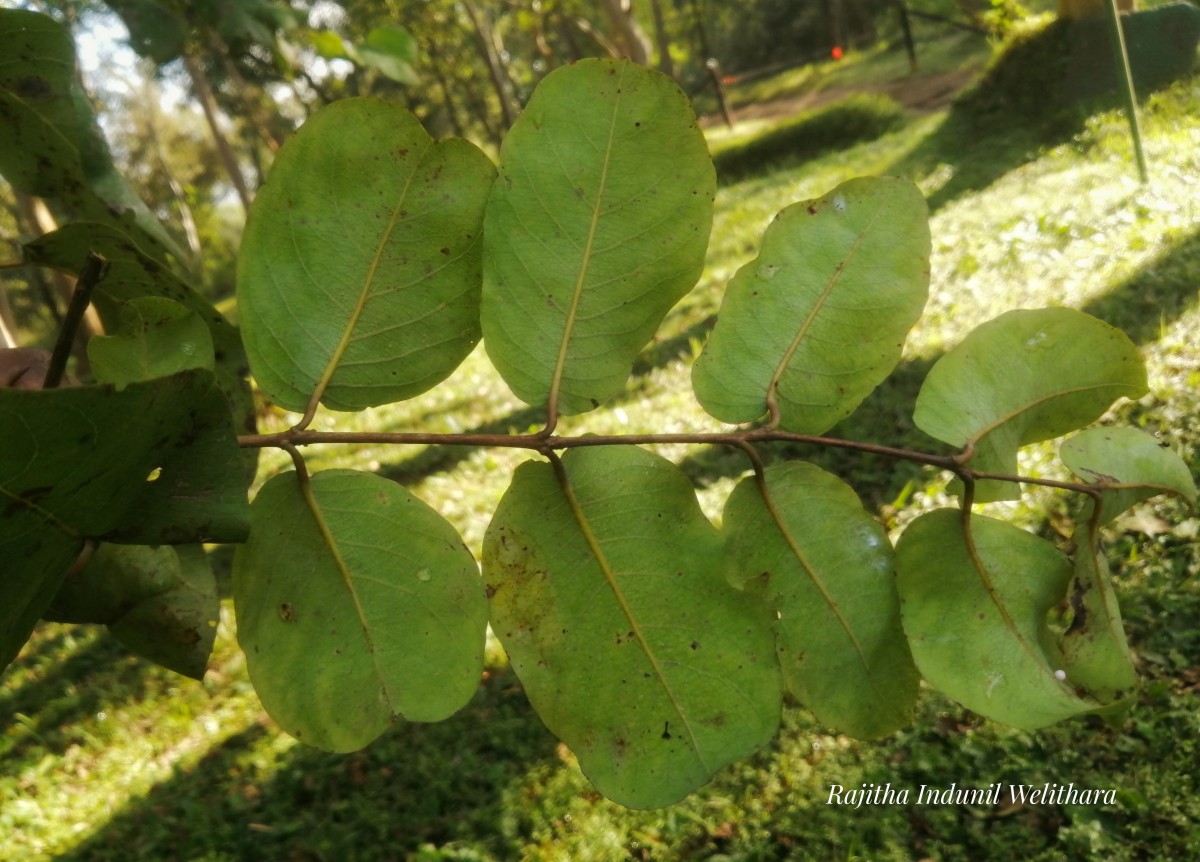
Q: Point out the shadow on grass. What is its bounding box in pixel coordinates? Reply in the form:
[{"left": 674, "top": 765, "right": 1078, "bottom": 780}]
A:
[
  {"left": 1, "top": 628, "right": 155, "bottom": 774},
  {"left": 889, "top": 11, "right": 1200, "bottom": 213},
  {"left": 54, "top": 666, "right": 556, "bottom": 862},
  {"left": 712, "top": 94, "right": 908, "bottom": 184},
  {"left": 1079, "top": 226, "right": 1200, "bottom": 344}
]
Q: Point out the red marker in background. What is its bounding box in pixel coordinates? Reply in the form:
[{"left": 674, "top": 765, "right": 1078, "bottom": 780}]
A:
[{"left": 831, "top": 46, "right": 844, "bottom": 60}]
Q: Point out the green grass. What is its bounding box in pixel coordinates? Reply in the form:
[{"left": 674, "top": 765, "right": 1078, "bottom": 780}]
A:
[
  {"left": 5, "top": 21, "right": 1200, "bottom": 862},
  {"left": 709, "top": 94, "right": 909, "bottom": 183}
]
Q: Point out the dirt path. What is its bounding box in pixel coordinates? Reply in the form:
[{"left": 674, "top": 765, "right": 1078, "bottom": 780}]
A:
[{"left": 703, "top": 66, "right": 980, "bottom": 127}]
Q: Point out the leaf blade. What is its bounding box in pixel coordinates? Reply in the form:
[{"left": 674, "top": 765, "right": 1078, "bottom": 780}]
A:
[
  {"left": 483, "top": 447, "right": 780, "bottom": 808},
  {"left": 0, "top": 371, "right": 248, "bottom": 671},
  {"left": 88, "top": 297, "right": 215, "bottom": 389},
  {"left": 1057, "top": 507, "right": 1137, "bottom": 711},
  {"left": 233, "top": 470, "right": 488, "bottom": 751},
  {"left": 693, "top": 177, "right": 931, "bottom": 432},
  {"left": 896, "top": 509, "right": 1094, "bottom": 729},
  {"left": 723, "top": 462, "right": 919, "bottom": 738},
  {"left": 44, "top": 543, "right": 219, "bottom": 679},
  {"left": 238, "top": 98, "right": 496, "bottom": 413},
  {"left": 481, "top": 59, "right": 715, "bottom": 417},
  {"left": 913, "top": 308, "right": 1148, "bottom": 501},
  {"left": 1060, "top": 427, "right": 1197, "bottom": 521}
]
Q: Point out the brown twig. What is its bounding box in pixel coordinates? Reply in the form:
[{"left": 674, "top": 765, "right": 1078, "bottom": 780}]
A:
[
  {"left": 236, "top": 425, "right": 1109, "bottom": 498},
  {"left": 44, "top": 252, "right": 107, "bottom": 389}
]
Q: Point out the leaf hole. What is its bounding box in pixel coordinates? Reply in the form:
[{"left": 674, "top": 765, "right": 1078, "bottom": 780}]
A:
[{"left": 145, "top": 467, "right": 163, "bottom": 483}]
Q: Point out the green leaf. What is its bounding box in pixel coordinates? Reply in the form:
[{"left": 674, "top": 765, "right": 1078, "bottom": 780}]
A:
[
  {"left": 309, "top": 29, "right": 349, "bottom": 59},
  {"left": 1057, "top": 508, "right": 1137, "bottom": 712},
  {"left": 24, "top": 223, "right": 254, "bottom": 442},
  {"left": 238, "top": 98, "right": 496, "bottom": 413},
  {"left": 0, "top": 371, "right": 248, "bottom": 672},
  {"left": 483, "top": 447, "right": 781, "bottom": 808},
  {"left": 481, "top": 59, "right": 715, "bottom": 418},
  {"left": 692, "top": 177, "right": 931, "bottom": 433},
  {"left": 88, "top": 297, "right": 215, "bottom": 389},
  {"left": 357, "top": 26, "right": 419, "bottom": 84},
  {"left": 102, "top": 0, "right": 189, "bottom": 63},
  {"left": 722, "top": 462, "right": 919, "bottom": 738},
  {"left": 896, "top": 509, "right": 1095, "bottom": 729},
  {"left": 0, "top": 9, "right": 184, "bottom": 265},
  {"left": 913, "top": 308, "right": 1148, "bottom": 501},
  {"left": 233, "top": 469, "right": 488, "bottom": 752},
  {"left": 1060, "top": 427, "right": 1197, "bottom": 522},
  {"left": 44, "top": 544, "right": 219, "bottom": 679}
]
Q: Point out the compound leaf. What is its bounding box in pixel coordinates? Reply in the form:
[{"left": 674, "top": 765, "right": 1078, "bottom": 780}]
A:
[
  {"left": 896, "top": 509, "right": 1096, "bottom": 729},
  {"left": 481, "top": 59, "right": 715, "bottom": 418},
  {"left": 483, "top": 446, "right": 781, "bottom": 808},
  {"left": 238, "top": 98, "right": 495, "bottom": 413},
  {"left": 913, "top": 308, "right": 1147, "bottom": 501},
  {"left": 722, "top": 461, "right": 919, "bottom": 738},
  {"left": 693, "top": 177, "right": 930, "bottom": 432},
  {"left": 233, "top": 469, "right": 488, "bottom": 752}
]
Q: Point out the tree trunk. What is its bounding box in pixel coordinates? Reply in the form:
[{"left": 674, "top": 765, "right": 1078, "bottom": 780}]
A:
[
  {"left": 689, "top": 0, "right": 713, "bottom": 63},
  {"left": 183, "top": 52, "right": 254, "bottom": 213},
  {"left": 955, "top": 0, "right": 988, "bottom": 25},
  {"left": 140, "top": 80, "right": 203, "bottom": 268},
  {"left": 461, "top": 1, "right": 518, "bottom": 130},
  {"left": 208, "top": 34, "right": 286, "bottom": 153},
  {"left": 843, "top": 0, "right": 878, "bottom": 46},
  {"left": 598, "top": 0, "right": 652, "bottom": 64},
  {"left": 0, "top": 284, "right": 17, "bottom": 349},
  {"left": 648, "top": 0, "right": 676, "bottom": 78},
  {"left": 555, "top": 8, "right": 586, "bottom": 62},
  {"left": 821, "top": 0, "right": 842, "bottom": 48},
  {"left": 425, "top": 39, "right": 467, "bottom": 139}
]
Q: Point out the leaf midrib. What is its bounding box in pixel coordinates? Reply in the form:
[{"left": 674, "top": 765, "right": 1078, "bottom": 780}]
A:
[
  {"left": 756, "top": 479, "right": 876, "bottom": 688},
  {"left": 766, "top": 202, "right": 882, "bottom": 416},
  {"left": 546, "top": 64, "right": 626, "bottom": 419},
  {"left": 300, "top": 138, "right": 432, "bottom": 421},
  {"left": 960, "top": 512, "right": 1096, "bottom": 706},
  {"left": 552, "top": 457, "right": 709, "bottom": 771},
  {"left": 964, "top": 381, "right": 1145, "bottom": 450},
  {"left": 298, "top": 477, "right": 394, "bottom": 715}
]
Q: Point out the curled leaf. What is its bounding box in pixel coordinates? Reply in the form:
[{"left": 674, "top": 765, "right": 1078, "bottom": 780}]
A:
[
  {"left": 693, "top": 176, "right": 930, "bottom": 433},
  {"left": 896, "top": 509, "right": 1096, "bottom": 729},
  {"left": 914, "top": 308, "right": 1147, "bottom": 501},
  {"left": 1060, "top": 426, "right": 1197, "bottom": 522}
]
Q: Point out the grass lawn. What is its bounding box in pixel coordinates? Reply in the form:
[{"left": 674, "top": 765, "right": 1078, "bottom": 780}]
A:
[{"left": 3, "top": 19, "right": 1200, "bottom": 862}]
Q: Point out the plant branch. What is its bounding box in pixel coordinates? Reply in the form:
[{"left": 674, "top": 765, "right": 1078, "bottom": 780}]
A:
[
  {"left": 237, "top": 426, "right": 1106, "bottom": 496},
  {"left": 43, "top": 252, "right": 106, "bottom": 389}
]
